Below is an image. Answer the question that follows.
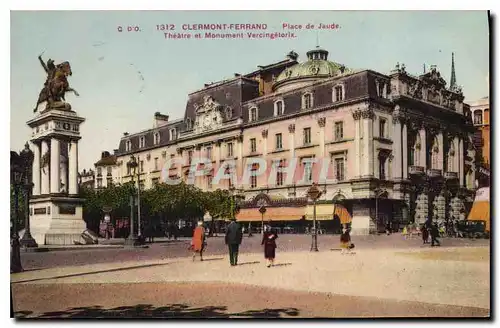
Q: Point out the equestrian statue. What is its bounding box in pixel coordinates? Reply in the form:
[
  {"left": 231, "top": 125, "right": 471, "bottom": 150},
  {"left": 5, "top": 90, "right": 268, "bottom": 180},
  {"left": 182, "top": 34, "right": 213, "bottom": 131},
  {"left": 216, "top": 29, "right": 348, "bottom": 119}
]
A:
[{"left": 34, "top": 53, "right": 80, "bottom": 113}]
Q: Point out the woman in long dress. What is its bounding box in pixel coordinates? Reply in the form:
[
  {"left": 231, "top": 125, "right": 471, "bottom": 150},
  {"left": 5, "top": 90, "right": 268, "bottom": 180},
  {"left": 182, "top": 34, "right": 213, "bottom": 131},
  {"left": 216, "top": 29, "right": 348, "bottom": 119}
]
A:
[
  {"left": 340, "top": 227, "right": 351, "bottom": 254},
  {"left": 191, "top": 221, "right": 206, "bottom": 261},
  {"left": 261, "top": 225, "right": 278, "bottom": 267}
]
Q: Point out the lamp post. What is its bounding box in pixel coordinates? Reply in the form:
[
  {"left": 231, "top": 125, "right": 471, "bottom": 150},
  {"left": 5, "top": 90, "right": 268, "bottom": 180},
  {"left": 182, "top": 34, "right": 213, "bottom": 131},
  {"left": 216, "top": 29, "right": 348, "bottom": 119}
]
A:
[
  {"left": 10, "top": 151, "right": 24, "bottom": 273},
  {"left": 259, "top": 205, "right": 267, "bottom": 235},
  {"left": 137, "top": 156, "right": 142, "bottom": 240},
  {"left": 307, "top": 183, "right": 322, "bottom": 252},
  {"left": 19, "top": 143, "right": 38, "bottom": 248},
  {"left": 125, "top": 155, "right": 140, "bottom": 247}
]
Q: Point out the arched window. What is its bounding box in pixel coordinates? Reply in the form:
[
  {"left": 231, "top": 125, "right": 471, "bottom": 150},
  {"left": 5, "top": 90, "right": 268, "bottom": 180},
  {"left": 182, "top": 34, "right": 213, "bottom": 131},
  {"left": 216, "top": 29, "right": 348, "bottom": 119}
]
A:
[
  {"left": 139, "top": 136, "right": 146, "bottom": 148},
  {"left": 333, "top": 84, "right": 345, "bottom": 102},
  {"left": 274, "top": 100, "right": 285, "bottom": 116},
  {"left": 431, "top": 137, "right": 439, "bottom": 169},
  {"left": 473, "top": 110, "right": 483, "bottom": 125},
  {"left": 153, "top": 132, "right": 160, "bottom": 145},
  {"left": 186, "top": 118, "right": 192, "bottom": 130},
  {"left": 249, "top": 107, "right": 258, "bottom": 122},
  {"left": 125, "top": 140, "right": 132, "bottom": 152},
  {"left": 302, "top": 93, "right": 313, "bottom": 109}
]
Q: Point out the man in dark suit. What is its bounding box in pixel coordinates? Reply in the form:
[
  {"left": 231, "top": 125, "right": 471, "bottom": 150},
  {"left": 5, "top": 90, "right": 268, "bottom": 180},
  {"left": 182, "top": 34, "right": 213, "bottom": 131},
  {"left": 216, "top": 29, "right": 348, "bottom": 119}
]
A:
[{"left": 225, "top": 218, "right": 243, "bottom": 266}]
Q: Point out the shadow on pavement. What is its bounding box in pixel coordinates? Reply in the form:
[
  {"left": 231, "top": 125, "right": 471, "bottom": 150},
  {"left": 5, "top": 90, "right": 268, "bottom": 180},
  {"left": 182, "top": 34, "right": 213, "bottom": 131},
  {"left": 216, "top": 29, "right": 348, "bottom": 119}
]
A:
[
  {"left": 14, "top": 304, "right": 300, "bottom": 319},
  {"left": 272, "top": 263, "right": 292, "bottom": 267},
  {"left": 236, "top": 261, "right": 260, "bottom": 266},
  {"left": 202, "top": 258, "right": 224, "bottom": 262},
  {"left": 12, "top": 262, "right": 172, "bottom": 284}
]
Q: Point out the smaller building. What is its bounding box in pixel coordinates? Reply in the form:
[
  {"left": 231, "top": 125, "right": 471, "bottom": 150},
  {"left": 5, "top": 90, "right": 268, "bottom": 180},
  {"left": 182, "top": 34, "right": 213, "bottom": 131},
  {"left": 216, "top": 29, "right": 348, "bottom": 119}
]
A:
[
  {"left": 468, "top": 96, "right": 490, "bottom": 187},
  {"left": 78, "top": 169, "right": 95, "bottom": 189},
  {"left": 94, "top": 151, "right": 120, "bottom": 189}
]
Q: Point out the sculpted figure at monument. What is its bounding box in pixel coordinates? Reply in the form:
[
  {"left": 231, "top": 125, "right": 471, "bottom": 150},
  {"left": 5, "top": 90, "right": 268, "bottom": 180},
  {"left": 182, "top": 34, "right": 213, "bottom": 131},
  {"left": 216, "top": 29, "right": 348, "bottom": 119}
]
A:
[{"left": 34, "top": 53, "right": 80, "bottom": 113}]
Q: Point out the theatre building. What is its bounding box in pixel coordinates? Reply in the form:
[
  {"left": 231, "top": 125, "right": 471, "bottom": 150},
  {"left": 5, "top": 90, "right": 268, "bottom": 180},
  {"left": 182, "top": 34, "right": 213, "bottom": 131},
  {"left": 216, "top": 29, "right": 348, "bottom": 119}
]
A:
[{"left": 97, "top": 47, "right": 478, "bottom": 235}]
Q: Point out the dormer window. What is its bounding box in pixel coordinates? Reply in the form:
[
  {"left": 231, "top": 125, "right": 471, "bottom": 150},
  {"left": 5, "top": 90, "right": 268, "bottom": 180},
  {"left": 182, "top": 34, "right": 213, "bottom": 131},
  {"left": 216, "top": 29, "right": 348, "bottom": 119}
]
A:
[
  {"left": 274, "top": 100, "right": 284, "bottom": 116},
  {"left": 186, "top": 118, "right": 193, "bottom": 130},
  {"left": 302, "top": 93, "right": 313, "bottom": 110},
  {"left": 125, "top": 140, "right": 132, "bottom": 152},
  {"left": 225, "top": 107, "right": 234, "bottom": 120},
  {"left": 139, "top": 136, "right": 146, "bottom": 148},
  {"left": 249, "top": 107, "right": 258, "bottom": 122},
  {"left": 169, "top": 128, "right": 177, "bottom": 140},
  {"left": 153, "top": 132, "right": 160, "bottom": 145},
  {"left": 333, "top": 85, "right": 345, "bottom": 102}
]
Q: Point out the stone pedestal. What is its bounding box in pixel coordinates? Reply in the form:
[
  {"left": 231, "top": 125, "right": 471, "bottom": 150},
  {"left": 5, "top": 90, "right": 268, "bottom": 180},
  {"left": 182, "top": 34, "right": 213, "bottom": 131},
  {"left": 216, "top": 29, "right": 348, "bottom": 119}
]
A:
[{"left": 26, "top": 107, "right": 87, "bottom": 245}]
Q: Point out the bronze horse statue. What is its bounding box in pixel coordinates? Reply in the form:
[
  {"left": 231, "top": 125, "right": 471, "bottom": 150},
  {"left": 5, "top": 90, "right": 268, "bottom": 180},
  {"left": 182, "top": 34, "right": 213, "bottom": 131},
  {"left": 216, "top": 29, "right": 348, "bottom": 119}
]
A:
[{"left": 34, "top": 56, "right": 80, "bottom": 112}]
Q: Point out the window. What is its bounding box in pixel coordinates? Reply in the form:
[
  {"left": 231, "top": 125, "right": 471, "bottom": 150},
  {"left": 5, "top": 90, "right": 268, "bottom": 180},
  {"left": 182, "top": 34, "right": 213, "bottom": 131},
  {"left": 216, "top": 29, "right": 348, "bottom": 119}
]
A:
[
  {"left": 152, "top": 178, "right": 160, "bottom": 186},
  {"left": 227, "top": 143, "right": 233, "bottom": 157},
  {"left": 249, "top": 107, "right": 258, "bottom": 122},
  {"left": 188, "top": 150, "right": 193, "bottom": 164},
  {"left": 97, "top": 179, "right": 102, "bottom": 188},
  {"left": 106, "top": 177, "right": 113, "bottom": 186},
  {"left": 226, "top": 107, "right": 234, "bottom": 120},
  {"left": 139, "top": 180, "right": 145, "bottom": 190},
  {"left": 250, "top": 164, "right": 258, "bottom": 188},
  {"left": 126, "top": 165, "right": 131, "bottom": 176},
  {"left": 473, "top": 111, "right": 483, "bottom": 125},
  {"left": 335, "top": 158, "right": 345, "bottom": 181},
  {"left": 274, "top": 100, "right": 284, "bottom": 116},
  {"left": 97, "top": 167, "right": 102, "bottom": 176},
  {"left": 303, "top": 160, "right": 313, "bottom": 183},
  {"left": 379, "top": 156, "right": 387, "bottom": 180},
  {"left": 379, "top": 119, "right": 386, "bottom": 138},
  {"left": 170, "top": 128, "right": 177, "bottom": 140},
  {"left": 139, "top": 136, "right": 146, "bottom": 148},
  {"left": 334, "top": 85, "right": 344, "bottom": 102},
  {"left": 140, "top": 160, "right": 144, "bottom": 173},
  {"left": 153, "top": 132, "right": 160, "bottom": 145},
  {"left": 303, "top": 93, "right": 313, "bottom": 109},
  {"left": 250, "top": 138, "right": 257, "bottom": 153},
  {"left": 154, "top": 157, "right": 159, "bottom": 171},
  {"left": 409, "top": 147, "right": 415, "bottom": 166},
  {"left": 276, "top": 160, "right": 285, "bottom": 186},
  {"left": 125, "top": 140, "right": 132, "bottom": 152},
  {"left": 186, "top": 118, "right": 192, "bottom": 130},
  {"left": 207, "top": 175, "right": 213, "bottom": 189},
  {"left": 377, "top": 81, "right": 385, "bottom": 98},
  {"left": 334, "top": 122, "right": 344, "bottom": 141},
  {"left": 206, "top": 146, "right": 212, "bottom": 161},
  {"left": 431, "top": 138, "right": 439, "bottom": 169},
  {"left": 303, "top": 128, "right": 311, "bottom": 145},
  {"left": 275, "top": 133, "right": 283, "bottom": 150},
  {"left": 107, "top": 167, "right": 112, "bottom": 176}
]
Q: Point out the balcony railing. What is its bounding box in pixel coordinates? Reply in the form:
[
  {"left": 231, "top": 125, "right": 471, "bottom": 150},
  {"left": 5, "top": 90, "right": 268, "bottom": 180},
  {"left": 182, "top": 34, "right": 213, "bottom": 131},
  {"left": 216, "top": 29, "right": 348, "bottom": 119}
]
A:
[
  {"left": 444, "top": 171, "right": 458, "bottom": 180},
  {"left": 427, "top": 169, "right": 442, "bottom": 178},
  {"left": 409, "top": 166, "right": 425, "bottom": 175}
]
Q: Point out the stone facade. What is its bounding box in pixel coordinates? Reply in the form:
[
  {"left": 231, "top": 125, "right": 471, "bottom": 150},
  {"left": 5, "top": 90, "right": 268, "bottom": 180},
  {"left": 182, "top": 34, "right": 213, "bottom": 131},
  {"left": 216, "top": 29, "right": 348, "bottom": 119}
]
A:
[{"left": 95, "top": 48, "right": 477, "bottom": 235}]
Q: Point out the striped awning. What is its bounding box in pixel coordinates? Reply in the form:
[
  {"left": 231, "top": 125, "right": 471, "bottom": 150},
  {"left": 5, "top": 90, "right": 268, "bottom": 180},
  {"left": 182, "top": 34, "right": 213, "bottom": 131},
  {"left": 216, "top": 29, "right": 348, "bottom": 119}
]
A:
[
  {"left": 236, "top": 207, "right": 306, "bottom": 222},
  {"left": 304, "top": 204, "right": 352, "bottom": 224}
]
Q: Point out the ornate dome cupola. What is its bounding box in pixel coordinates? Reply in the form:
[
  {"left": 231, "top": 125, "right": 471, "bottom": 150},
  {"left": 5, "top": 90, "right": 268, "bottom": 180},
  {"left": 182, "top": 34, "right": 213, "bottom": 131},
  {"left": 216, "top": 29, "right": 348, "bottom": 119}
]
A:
[
  {"left": 273, "top": 47, "right": 352, "bottom": 93},
  {"left": 306, "top": 46, "right": 329, "bottom": 61}
]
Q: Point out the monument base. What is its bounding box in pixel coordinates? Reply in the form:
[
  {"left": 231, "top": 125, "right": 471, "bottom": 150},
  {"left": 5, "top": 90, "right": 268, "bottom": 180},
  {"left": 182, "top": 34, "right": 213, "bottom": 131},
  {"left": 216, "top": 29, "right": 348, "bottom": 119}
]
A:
[{"left": 29, "top": 195, "right": 89, "bottom": 245}]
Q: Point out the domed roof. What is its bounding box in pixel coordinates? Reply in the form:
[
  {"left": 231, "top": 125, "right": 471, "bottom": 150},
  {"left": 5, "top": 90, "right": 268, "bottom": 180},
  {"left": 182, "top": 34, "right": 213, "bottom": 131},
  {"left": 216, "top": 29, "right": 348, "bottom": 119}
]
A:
[{"left": 273, "top": 47, "right": 352, "bottom": 91}]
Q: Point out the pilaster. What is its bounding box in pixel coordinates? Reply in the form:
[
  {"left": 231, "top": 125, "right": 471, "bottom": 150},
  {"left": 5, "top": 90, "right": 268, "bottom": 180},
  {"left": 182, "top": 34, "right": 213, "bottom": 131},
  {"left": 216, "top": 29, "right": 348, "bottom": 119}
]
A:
[
  {"left": 32, "top": 141, "right": 41, "bottom": 196},
  {"left": 50, "top": 138, "right": 60, "bottom": 193}
]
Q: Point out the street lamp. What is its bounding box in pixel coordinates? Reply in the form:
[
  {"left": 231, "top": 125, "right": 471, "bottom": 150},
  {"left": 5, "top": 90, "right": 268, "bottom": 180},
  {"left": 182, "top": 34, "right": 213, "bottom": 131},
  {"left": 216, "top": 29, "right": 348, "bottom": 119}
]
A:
[
  {"left": 307, "top": 183, "right": 322, "bottom": 252},
  {"left": 19, "top": 143, "right": 38, "bottom": 248},
  {"left": 259, "top": 205, "right": 267, "bottom": 235},
  {"left": 10, "top": 151, "right": 24, "bottom": 273},
  {"left": 125, "top": 155, "right": 140, "bottom": 247}
]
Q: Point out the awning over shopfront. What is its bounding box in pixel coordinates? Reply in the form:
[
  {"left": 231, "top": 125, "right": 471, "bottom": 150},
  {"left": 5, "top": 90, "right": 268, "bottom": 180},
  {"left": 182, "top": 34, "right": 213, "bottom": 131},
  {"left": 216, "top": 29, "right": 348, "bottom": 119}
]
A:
[
  {"left": 236, "top": 207, "right": 306, "bottom": 222},
  {"left": 304, "top": 204, "right": 352, "bottom": 224},
  {"left": 467, "top": 187, "right": 490, "bottom": 231}
]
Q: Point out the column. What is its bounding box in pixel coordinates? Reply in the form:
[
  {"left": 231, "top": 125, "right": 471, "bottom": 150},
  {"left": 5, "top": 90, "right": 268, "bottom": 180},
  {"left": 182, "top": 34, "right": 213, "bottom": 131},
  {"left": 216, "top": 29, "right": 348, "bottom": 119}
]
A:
[
  {"left": 420, "top": 128, "right": 427, "bottom": 169},
  {"left": 68, "top": 140, "right": 78, "bottom": 195},
  {"left": 318, "top": 118, "right": 326, "bottom": 158},
  {"left": 453, "top": 136, "right": 460, "bottom": 173},
  {"left": 288, "top": 124, "right": 295, "bottom": 158},
  {"left": 362, "top": 110, "right": 374, "bottom": 177},
  {"left": 41, "top": 140, "right": 50, "bottom": 195},
  {"left": 50, "top": 138, "right": 60, "bottom": 193},
  {"left": 437, "top": 132, "right": 444, "bottom": 171},
  {"left": 459, "top": 138, "right": 464, "bottom": 186},
  {"left": 32, "top": 141, "right": 41, "bottom": 196},
  {"left": 402, "top": 123, "right": 408, "bottom": 179},
  {"left": 353, "top": 111, "right": 361, "bottom": 177},
  {"left": 393, "top": 118, "right": 402, "bottom": 179},
  {"left": 61, "top": 160, "right": 68, "bottom": 193}
]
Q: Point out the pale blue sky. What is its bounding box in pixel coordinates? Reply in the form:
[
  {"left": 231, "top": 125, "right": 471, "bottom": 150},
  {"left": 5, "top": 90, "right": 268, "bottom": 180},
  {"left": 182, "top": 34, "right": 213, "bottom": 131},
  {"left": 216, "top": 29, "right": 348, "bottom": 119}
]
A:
[{"left": 10, "top": 11, "right": 489, "bottom": 170}]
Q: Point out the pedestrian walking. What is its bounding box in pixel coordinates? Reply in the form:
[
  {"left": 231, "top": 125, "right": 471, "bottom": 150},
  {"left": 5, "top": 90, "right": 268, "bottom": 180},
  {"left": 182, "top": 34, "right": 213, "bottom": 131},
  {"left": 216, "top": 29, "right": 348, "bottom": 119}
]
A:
[
  {"left": 191, "top": 220, "right": 206, "bottom": 261},
  {"left": 340, "top": 227, "right": 353, "bottom": 254},
  {"left": 261, "top": 224, "right": 278, "bottom": 267},
  {"left": 421, "top": 224, "right": 429, "bottom": 244},
  {"left": 225, "top": 218, "right": 243, "bottom": 266},
  {"left": 430, "top": 222, "right": 441, "bottom": 247}
]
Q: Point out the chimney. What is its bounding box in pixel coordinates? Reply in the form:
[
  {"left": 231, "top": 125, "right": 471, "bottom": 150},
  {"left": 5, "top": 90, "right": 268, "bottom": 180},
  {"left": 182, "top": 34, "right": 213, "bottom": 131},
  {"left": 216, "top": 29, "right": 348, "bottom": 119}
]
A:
[
  {"left": 154, "top": 112, "right": 169, "bottom": 128},
  {"left": 113, "top": 149, "right": 119, "bottom": 155},
  {"left": 123, "top": 132, "right": 129, "bottom": 136},
  {"left": 101, "top": 151, "right": 110, "bottom": 159}
]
